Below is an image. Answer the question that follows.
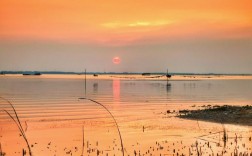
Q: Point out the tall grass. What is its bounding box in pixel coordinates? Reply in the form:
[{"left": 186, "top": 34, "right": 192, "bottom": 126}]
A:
[{"left": 0, "top": 97, "right": 32, "bottom": 156}]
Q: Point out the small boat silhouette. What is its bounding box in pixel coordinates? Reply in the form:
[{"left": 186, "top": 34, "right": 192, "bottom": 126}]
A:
[{"left": 23, "top": 72, "right": 41, "bottom": 76}]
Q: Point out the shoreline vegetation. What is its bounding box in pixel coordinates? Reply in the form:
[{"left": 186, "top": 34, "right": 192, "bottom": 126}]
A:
[{"left": 176, "top": 105, "right": 252, "bottom": 126}]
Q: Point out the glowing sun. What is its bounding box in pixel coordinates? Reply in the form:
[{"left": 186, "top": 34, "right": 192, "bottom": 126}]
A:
[{"left": 113, "top": 57, "right": 121, "bottom": 64}]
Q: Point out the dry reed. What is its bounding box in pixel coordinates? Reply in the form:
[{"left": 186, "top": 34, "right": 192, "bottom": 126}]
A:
[
  {"left": 0, "top": 97, "right": 32, "bottom": 156},
  {"left": 79, "top": 97, "right": 125, "bottom": 156}
]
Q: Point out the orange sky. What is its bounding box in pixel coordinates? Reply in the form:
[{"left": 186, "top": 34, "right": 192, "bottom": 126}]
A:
[{"left": 1, "top": 0, "right": 252, "bottom": 45}]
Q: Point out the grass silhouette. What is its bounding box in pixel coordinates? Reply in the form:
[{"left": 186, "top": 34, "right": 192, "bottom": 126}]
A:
[
  {"left": 0, "top": 97, "right": 32, "bottom": 156},
  {"left": 79, "top": 97, "right": 125, "bottom": 156}
]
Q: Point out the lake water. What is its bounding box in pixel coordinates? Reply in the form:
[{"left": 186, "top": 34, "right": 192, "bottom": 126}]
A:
[{"left": 0, "top": 76, "right": 251, "bottom": 155}]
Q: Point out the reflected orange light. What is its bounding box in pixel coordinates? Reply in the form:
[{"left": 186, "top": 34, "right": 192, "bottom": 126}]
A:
[{"left": 113, "top": 79, "right": 120, "bottom": 103}]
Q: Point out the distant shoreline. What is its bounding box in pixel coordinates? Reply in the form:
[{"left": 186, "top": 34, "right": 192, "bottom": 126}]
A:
[
  {"left": 0, "top": 71, "right": 252, "bottom": 76},
  {"left": 1, "top": 73, "right": 252, "bottom": 81}
]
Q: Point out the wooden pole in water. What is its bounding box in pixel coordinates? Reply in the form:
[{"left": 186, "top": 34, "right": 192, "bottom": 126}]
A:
[
  {"left": 166, "top": 69, "right": 169, "bottom": 85},
  {"left": 85, "top": 69, "right": 86, "bottom": 96}
]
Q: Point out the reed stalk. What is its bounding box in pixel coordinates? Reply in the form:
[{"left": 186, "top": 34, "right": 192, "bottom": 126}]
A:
[
  {"left": 0, "top": 97, "right": 32, "bottom": 156},
  {"left": 81, "top": 125, "right": 84, "bottom": 156},
  {"left": 0, "top": 142, "right": 3, "bottom": 156},
  {"left": 80, "top": 97, "right": 124, "bottom": 156}
]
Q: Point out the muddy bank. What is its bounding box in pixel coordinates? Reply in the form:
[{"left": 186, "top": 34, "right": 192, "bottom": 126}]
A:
[{"left": 177, "top": 105, "right": 252, "bottom": 126}]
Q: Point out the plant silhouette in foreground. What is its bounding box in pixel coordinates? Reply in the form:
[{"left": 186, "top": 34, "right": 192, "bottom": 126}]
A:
[
  {"left": 79, "top": 97, "right": 125, "bottom": 156},
  {"left": 0, "top": 97, "right": 32, "bottom": 156}
]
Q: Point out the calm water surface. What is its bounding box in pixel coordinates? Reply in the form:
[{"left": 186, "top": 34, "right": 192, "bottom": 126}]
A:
[{"left": 0, "top": 77, "right": 251, "bottom": 155}]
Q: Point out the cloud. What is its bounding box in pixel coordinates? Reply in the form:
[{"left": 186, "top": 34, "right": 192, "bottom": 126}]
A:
[{"left": 101, "top": 20, "right": 174, "bottom": 29}]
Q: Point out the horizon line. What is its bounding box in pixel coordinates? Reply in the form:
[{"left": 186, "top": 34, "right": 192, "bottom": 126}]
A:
[{"left": 1, "top": 70, "right": 252, "bottom": 75}]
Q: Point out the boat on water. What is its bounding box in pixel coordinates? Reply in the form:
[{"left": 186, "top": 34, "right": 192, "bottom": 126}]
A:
[
  {"left": 166, "top": 74, "right": 172, "bottom": 78},
  {"left": 142, "top": 73, "right": 151, "bottom": 76},
  {"left": 23, "top": 72, "right": 42, "bottom": 76}
]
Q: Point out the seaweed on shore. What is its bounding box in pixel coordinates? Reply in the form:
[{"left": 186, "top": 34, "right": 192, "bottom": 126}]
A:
[{"left": 178, "top": 105, "right": 252, "bottom": 126}]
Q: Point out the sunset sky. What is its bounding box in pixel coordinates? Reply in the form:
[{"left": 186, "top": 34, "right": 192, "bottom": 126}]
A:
[{"left": 1, "top": 0, "right": 252, "bottom": 73}]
